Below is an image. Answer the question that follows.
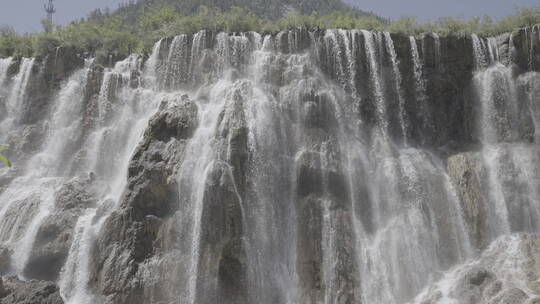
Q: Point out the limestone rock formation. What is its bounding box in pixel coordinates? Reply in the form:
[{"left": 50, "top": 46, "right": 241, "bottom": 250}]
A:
[{"left": 0, "top": 25, "right": 539, "bottom": 304}]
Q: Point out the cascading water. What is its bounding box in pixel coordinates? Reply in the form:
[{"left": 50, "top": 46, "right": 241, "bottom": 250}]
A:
[
  {"left": 0, "top": 26, "right": 539, "bottom": 304},
  {"left": 384, "top": 32, "right": 408, "bottom": 145},
  {"left": 0, "top": 57, "right": 12, "bottom": 89},
  {"left": 473, "top": 33, "right": 540, "bottom": 238},
  {"left": 0, "top": 48, "right": 162, "bottom": 303},
  {"left": 410, "top": 36, "right": 427, "bottom": 103},
  {"left": 0, "top": 57, "right": 13, "bottom": 132},
  {"left": 362, "top": 30, "right": 388, "bottom": 136},
  {"left": 57, "top": 56, "right": 163, "bottom": 304},
  {"left": 0, "top": 58, "right": 34, "bottom": 142},
  {"left": 433, "top": 33, "right": 442, "bottom": 70},
  {"left": 472, "top": 34, "right": 490, "bottom": 69}
]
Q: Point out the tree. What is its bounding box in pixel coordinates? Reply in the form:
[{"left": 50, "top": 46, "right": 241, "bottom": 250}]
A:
[
  {"left": 42, "top": 18, "right": 54, "bottom": 34},
  {"left": 389, "top": 17, "right": 420, "bottom": 35}
]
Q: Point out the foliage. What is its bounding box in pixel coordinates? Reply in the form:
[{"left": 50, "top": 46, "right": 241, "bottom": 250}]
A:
[
  {"left": 0, "top": 145, "right": 10, "bottom": 168},
  {"left": 112, "top": 0, "right": 374, "bottom": 23},
  {"left": 0, "top": 26, "right": 35, "bottom": 58},
  {"left": 387, "top": 4, "right": 540, "bottom": 37},
  {"left": 0, "top": 2, "right": 538, "bottom": 61},
  {"left": 41, "top": 18, "right": 54, "bottom": 34}
]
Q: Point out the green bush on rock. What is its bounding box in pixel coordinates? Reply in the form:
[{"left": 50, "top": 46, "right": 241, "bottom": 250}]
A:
[{"left": 0, "top": 145, "right": 11, "bottom": 168}]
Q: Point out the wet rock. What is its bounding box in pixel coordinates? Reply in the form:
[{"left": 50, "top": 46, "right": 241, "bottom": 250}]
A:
[
  {"left": 491, "top": 287, "right": 528, "bottom": 304},
  {"left": 296, "top": 148, "right": 348, "bottom": 210},
  {"left": 448, "top": 267, "right": 495, "bottom": 303},
  {"left": 24, "top": 177, "right": 96, "bottom": 281},
  {"left": 301, "top": 92, "right": 338, "bottom": 130},
  {"left": 0, "top": 195, "right": 41, "bottom": 244},
  {"left": 447, "top": 152, "right": 490, "bottom": 249},
  {"left": 414, "top": 234, "right": 540, "bottom": 304},
  {"left": 516, "top": 72, "right": 540, "bottom": 143},
  {"left": 6, "top": 125, "right": 46, "bottom": 165},
  {"left": 297, "top": 196, "right": 324, "bottom": 302},
  {"left": 296, "top": 150, "right": 324, "bottom": 197},
  {"left": 196, "top": 161, "right": 247, "bottom": 304},
  {"left": 150, "top": 95, "right": 198, "bottom": 142},
  {"left": 54, "top": 177, "right": 97, "bottom": 210},
  {"left": 194, "top": 85, "right": 249, "bottom": 304},
  {"left": 125, "top": 97, "right": 198, "bottom": 219},
  {"left": 90, "top": 96, "right": 199, "bottom": 304},
  {"left": 0, "top": 276, "right": 63, "bottom": 304},
  {"left": 23, "top": 214, "right": 77, "bottom": 281},
  {"left": 0, "top": 248, "right": 12, "bottom": 275}
]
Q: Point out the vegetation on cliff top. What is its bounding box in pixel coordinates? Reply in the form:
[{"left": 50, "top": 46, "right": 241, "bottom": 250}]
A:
[
  {"left": 0, "top": 1, "right": 538, "bottom": 62},
  {"left": 114, "top": 0, "right": 377, "bottom": 22}
]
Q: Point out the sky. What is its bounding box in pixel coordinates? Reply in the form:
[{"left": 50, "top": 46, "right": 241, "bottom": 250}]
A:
[
  {"left": 346, "top": 0, "right": 540, "bottom": 21},
  {"left": 0, "top": 0, "right": 538, "bottom": 33},
  {"left": 0, "top": 0, "right": 127, "bottom": 33}
]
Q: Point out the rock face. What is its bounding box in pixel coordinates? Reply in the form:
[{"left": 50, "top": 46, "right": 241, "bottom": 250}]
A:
[
  {"left": 0, "top": 26, "right": 539, "bottom": 304},
  {"left": 0, "top": 276, "right": 63, "bottom": 304},
  {"left": 89, "top": 95, "right": 200, "bottom": 304}
]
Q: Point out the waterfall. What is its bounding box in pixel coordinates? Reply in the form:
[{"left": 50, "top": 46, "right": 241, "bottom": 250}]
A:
[
  {"left": 410, "top": 36, "right": 426, "bottom": 100},
  {"left": 177, "top": 80, "right": 231, "bottom": 304},
  {"left": 0, "top": 57, "right": 12, "bottom": 89},
  {"left": 409, "top": 36, "right": 429, "bottom": 138},
  {"left": 487, "top": 37, "right": 499, "bottom": 63},
  {"left": 0, "top": 28, "right": 539, "bottom": 304},
  {"left": 58, "top": 54, "right": 162, "bottom": 304},
  {"left": 433, "top": 33, "right": 443, "bottom": 70},
  {"left": 165, "top": 35, "right": 191, "bottom": 89},
  {"left": 143, "top": 38, "right": 162, "bottom": 88},
  {"left": 6, "top": 58, "right": 34, "bottom": 116},
  {"left": 528, "top": 27, "right": 535, "bottom": 70},
  {"left": 472, "top": 34, "right": 489, "bottom": 69},
  {"left": 0, "top": 62, "right": 85, "bottom": 280},
  {"left": 0, "top": 43, "right": 161, "bottom": 304},
  {"left": 0, "top": 58, "right": 34, "bottom": 141},
  {"left": 362, "top": 30, "right": 388, "bottom": 136},
  {"left": 0, "top": 57, "right": 13, "bottom": 128},
  {"left": 384, "top": 32, "right": 408, "bottom": 145},
  {"left": 473, "top": 33, "right": 540, "bottom": 243}
]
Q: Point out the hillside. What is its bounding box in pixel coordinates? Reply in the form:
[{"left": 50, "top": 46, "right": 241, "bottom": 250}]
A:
[{"left": 112, "top": 0, "right": 380, "bottom": 22}]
